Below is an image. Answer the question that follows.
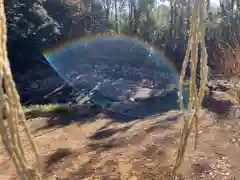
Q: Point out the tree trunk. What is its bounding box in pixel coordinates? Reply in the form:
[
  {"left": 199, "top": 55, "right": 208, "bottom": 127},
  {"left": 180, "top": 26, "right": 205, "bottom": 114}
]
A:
[
  {"left": 169, "top": 0, "right": 174, "bottom": 38},
  {"left": 114, "top": 0, "right": 120, "bottom": 33}
]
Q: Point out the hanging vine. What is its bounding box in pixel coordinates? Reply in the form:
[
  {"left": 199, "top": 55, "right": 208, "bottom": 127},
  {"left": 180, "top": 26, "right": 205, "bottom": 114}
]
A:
[
  {"left": 173, "top": 0, "right": 208, "bottom": 174},
  {"left": 0, "top": 0, "right": 42, "bottom": 179}
]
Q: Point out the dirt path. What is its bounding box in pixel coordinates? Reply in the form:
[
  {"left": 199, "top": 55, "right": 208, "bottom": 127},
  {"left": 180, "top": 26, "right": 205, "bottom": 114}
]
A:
[{"left": 1, "top": 95, "right": 240, "bottom": 179}]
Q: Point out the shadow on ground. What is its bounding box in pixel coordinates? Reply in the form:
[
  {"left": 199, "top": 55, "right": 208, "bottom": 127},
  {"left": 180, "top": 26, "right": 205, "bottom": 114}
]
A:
[
  {"left": 41, "top": 117, "right": 181, "bottom": 180},
  {"left": 50, "top": 119, "right": 181, "bottom": 180},
  {"left": 26, "top": 90, "right": 235, "bottom": 136},
  {"left": 44, "top": 148, "right": 72, "bottom": 174},
  {"left": 202, "top": 94, "right": 234, "bottom": 119},
  {"left": 86, "top": 118, "right": 175, "bottom": 153},
  {"left": 26, "top": 104, "right": 102, "bottom": 132},
  {"left": 88, "top": 126, "right": 133, "bottom": 140},
  {"left": 26, "top": 94, "right": 183, "bottom": 133}
]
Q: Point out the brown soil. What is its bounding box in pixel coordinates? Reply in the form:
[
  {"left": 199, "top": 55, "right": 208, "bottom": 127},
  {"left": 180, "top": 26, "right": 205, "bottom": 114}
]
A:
[{"left": 1, "top": 92, "right": 240, "bottom": 180}]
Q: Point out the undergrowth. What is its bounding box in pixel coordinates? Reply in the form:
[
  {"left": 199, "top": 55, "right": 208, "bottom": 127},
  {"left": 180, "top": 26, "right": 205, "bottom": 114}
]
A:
[
  {"left": 24, "top": 104, "right": 71, "bottom": 113},
  {"left": 24, "top": 104, "right": 73, "bottom": 118}
]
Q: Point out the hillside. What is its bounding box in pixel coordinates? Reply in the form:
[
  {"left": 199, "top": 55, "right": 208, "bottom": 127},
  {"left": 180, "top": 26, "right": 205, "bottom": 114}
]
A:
[
  {"left": 1, "top": 90, "right": 240, "bottom": 180},
  {"left": 2, "top": 0, "right": 240, "bottom": 180}
]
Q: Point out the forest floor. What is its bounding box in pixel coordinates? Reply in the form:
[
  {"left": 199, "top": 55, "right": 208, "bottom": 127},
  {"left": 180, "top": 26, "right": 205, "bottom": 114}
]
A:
[{"left": 1, "top": 91, "right": 240, "bottom": 180}]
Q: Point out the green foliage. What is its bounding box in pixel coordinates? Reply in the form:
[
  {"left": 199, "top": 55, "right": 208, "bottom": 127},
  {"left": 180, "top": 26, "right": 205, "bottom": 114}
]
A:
[
  {"left": 25, "top": 104, "right": 71, "bottom": 114},
  {"left": 6, "top": 0, "right": 240, "bottom": 102}
]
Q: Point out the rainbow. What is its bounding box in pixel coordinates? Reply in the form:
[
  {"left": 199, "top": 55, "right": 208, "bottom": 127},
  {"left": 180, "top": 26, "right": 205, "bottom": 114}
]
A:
[
  {"left": 43, "top": 33, "right": 180, "bottom": 75},
  {"left": 42, "top": 34, "right": 188, "bottom": 112}
]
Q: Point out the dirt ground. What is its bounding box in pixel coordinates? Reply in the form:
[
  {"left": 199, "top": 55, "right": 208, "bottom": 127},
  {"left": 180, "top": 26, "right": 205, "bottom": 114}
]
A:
[{"left": 1, "top": 92, "right": 240, "bottom": 180}]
